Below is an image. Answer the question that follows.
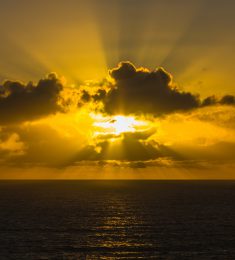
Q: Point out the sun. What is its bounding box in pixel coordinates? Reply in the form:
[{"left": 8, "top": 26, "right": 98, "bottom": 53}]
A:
[
  {"left": 92, "top": 114, "right": 148, "bottom": 135},
  {"left": 110, "top": 115, "right": 142, "bottom": 134}
]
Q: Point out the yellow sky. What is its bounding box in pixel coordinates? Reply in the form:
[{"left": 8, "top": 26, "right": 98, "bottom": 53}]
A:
[
  {"left": 0, "top": 0, "right": 235, "bottom": 178},
  {"left": 0, "top": 0, "right": 234, "bottom": 96}
]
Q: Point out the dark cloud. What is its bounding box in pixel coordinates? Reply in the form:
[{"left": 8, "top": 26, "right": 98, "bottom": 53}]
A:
[
  {"left": 201, "top": 95, "right": 218, "bottom": 107},
  {"left": 202, "top": 95, "right": 235, "bottom": 107},
  {"left": 0, "top": 73, "right": 64, "bottom": 125},
  {"left": 93, "top": 89, "right": 107, "bottom": 102},
  {"left": 128, "top": 161, "right": 147, "bottom": 168},
  {"left": 220, "top": 95, "right": 235, "bottom": 105},
  {"left": 103, "top": 61, "right": 201, "bottom": 115},
  {"left": 81, "top": 90, "right": 91, "bottom": 102},
  {"left": 81, "top": 61, "right": 235, "bottom": 116},
  {"left": 0, "top": 62, "right": 235, "bottom": 128},
  {"left": 0, "top": 63, "right": 235, "bottom": 171}
]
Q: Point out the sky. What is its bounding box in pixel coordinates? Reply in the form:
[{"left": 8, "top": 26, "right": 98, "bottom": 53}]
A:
[{"left": 0, "top": 0, "right": 235, "bottom": 179}]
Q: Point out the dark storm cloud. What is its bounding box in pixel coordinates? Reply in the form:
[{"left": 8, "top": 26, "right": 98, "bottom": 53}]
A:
[
  {"left": 103, "top": 61, "right": 201, "bottom": 115},
  {"left": 0, "top": 73, "right": 64, "bottom": 125}
]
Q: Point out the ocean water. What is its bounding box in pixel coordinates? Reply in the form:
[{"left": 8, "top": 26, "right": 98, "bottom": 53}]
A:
[{"left": 0, "top": 180, "right": 234, "bottom": 259}]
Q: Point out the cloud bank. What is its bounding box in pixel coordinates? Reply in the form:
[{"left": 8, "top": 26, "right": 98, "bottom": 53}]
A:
[{"left": 0, "top": 61, "right": 235, "bottom": 175}]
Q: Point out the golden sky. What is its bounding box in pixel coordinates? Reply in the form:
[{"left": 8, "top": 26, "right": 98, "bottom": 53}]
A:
[{"left": 0, "top": 0, "right": 235, "bottom": 179}]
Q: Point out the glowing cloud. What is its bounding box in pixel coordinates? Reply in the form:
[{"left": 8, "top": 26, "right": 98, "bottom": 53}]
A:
[{"left": 0, "top": 61, "right": 235, "bottom": 178}]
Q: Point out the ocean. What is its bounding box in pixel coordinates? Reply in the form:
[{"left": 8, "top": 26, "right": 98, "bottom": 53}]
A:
[{"left": 0, "top": 180, "right": 234, "bottom": 259}]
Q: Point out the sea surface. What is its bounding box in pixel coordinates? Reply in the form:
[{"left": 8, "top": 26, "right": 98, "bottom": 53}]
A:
[{"left": 0, "top": 180, "right": 234, "bottom": 259}]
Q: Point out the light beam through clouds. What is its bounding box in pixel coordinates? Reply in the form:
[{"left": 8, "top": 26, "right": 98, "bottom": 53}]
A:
[
  {"left": 0, "top": 60, "right": 235, "bottom": 178},
  {"left": 0, "top": 0, "right": 235, "bottom": 178}
]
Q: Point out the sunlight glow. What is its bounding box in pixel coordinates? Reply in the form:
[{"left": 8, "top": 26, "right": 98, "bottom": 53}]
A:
[{"left": 93, "top": 115, "right": 148, "bottom": 135}]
